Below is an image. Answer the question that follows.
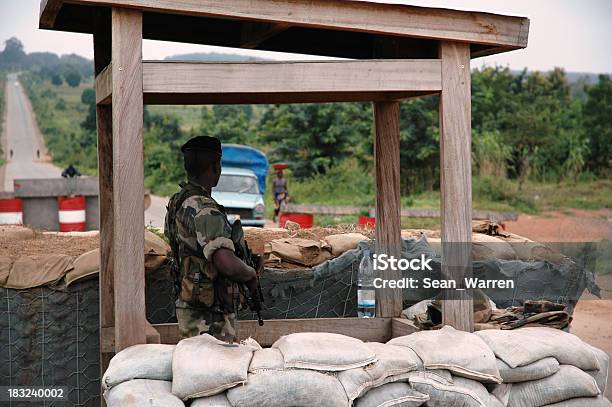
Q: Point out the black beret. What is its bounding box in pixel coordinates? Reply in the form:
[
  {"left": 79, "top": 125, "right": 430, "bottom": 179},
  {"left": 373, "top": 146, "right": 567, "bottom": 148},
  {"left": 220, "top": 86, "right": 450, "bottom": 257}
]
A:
[{"left": 181, "top": 136, "right": 222, "bottom": 155}]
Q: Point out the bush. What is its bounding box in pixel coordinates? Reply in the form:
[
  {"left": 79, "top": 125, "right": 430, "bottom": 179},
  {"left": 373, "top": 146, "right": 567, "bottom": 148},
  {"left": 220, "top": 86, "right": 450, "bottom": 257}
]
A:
[{"left": 473, "top": 177, "right": 537, "bottom": 214}]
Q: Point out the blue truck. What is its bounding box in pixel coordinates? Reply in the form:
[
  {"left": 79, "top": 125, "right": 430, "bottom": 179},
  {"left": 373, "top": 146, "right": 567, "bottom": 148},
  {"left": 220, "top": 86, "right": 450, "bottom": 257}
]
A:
[{"left": 212, "top": 144, "right": 269, "bottom": 227}]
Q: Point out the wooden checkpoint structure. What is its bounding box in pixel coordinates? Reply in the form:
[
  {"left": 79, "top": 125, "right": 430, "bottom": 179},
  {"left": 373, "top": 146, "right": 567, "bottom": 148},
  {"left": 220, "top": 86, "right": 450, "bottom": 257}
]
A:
[{"left": 39, "top": 0, "right": 529, "bottom": 384}]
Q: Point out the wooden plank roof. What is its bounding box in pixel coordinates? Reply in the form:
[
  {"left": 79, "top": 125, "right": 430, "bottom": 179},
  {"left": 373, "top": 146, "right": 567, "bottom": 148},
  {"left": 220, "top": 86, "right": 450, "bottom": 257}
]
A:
[{"left": 40, "top": 0, "right": 529, "bottom": 59}]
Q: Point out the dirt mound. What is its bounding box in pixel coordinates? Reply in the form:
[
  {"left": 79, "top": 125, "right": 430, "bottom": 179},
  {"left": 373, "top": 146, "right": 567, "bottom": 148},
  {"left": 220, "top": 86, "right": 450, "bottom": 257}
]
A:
[{"left": 0, "top": 229, "right": 99, "bottom": 260}]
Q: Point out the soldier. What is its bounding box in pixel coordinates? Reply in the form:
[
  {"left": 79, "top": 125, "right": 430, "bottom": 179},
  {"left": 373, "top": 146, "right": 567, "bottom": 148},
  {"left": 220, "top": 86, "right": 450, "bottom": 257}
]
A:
[{"left": 165, "top": 136, "right": 260, "bottom": 342}]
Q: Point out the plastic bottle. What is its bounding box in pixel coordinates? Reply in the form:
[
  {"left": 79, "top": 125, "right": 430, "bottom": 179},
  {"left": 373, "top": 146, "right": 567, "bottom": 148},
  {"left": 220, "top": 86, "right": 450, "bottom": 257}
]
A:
[{"left": 357, "top": 248, "right": 376, "bottom": 318}]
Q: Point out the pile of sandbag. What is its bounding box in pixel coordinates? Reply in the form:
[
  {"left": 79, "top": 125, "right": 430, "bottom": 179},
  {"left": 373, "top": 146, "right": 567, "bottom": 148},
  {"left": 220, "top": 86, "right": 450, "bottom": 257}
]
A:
[
  {"left": 102, "top": 326, "right": 610, "bottom": 407},
  {"left": 264, "top": 233, "right": 368, "bottom": 268}
]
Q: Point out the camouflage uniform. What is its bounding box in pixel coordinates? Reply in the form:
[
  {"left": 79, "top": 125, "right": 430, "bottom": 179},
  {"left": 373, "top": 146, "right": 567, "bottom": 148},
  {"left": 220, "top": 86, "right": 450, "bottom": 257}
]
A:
[{"left": 165, "top": 180, "right": 240, "bottom": 342}]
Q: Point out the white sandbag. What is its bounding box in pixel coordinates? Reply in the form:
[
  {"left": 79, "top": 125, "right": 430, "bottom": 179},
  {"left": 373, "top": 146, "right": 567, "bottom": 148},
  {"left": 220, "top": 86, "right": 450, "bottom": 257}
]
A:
[
  {"left": 102, "top": 344, "right": 175, "bottom": 390},
  {"left": 249, "top": 348, "right": 285, "bottom": 372},
  {"left": 545, "top": 396, "right": 612, "bottom": 406},
  {"left": 338, "top": 342, "right": 421, "bottom": 400},
  {"left": 489, "top": 383, "right": 511, "bottom": 406},
  {"left": 476, "top": 327, "right": 600, "bottom": 370},
  {"left": 272, "top": 332, "right": 376, "bottom": 371},
  {"left": 354, "top": 382, "right": 429, "bottom": 407},
  {"left": 388, "top": 325, "right": 501, "bottom": 383},
  {"left": 408, "top": 372, "right": 503, "bottom": 407},
  {"left": 507, "top": 365, "right": 600, "bottom": 407},
  {"left": 497, "top": 357, "right": 560, "bottom": 383},
  {"left": 172, "top": 334, "right": 254, "bottom": 399},
  {"left": 324, "top": 233, "right": 368, "bottom": 256},
  {"left": 226, "top": 369, "right": 349, "bottom": 407},
  {"left": 191, "top": 393, "right": 232, "bottom": 407},
  {"left": 585, "top": 343, "right": 609, "bottom": 394},
  {"left": 104, "top": 379, "right": 184, "bottom": 407}
]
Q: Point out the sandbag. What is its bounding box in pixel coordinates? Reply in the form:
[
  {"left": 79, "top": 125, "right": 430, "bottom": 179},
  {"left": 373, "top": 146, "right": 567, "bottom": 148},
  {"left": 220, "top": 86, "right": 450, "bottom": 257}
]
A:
[
  {"left": 545, "top": 396, "right": 612, "bottom": 406},
  {"left": 226, "top": 369, "right": 349, "bottom": 407},
  {"left": 104, "top": 379, "right": 184, "bottom": 407},
  {"left": 504, "top": 234, "right": 565, "bottom": 264},
  {"left": 408, "top": 371, "right": 502, "bottom": 407},
  {"left": 324, "top": 233, "right": 369, "bottom": 256},
  {"left": 0, "top": 256, "right": 10, "bottom": 286},
  {"left": 249, "top": 348, "right": 284, "bottom": 372},
  {"left": 172, "top": 334, "right": 254, "bottom": 399},
  {"left": 497, "top": 357, "right": 560, "bottom": 383},
  {"left": 65, "top": 248, "right": 100, "bottom": 286},
  {"left": 264, "top": 238, "right": 332, "bottom": 267},
  {"left": 507, "top": 365, "right": 600, "bottom": 407},
  {"left": 354, "top": 382, "right": 429, "bottom": 407},
  {"left": 272, "top": 332, "right": 376, "bottom": 371},
  {"left": 426, "top": 234, "right": 517, "bottom": 261},
  {"left": 585, "top": 343, "right": 609, "bottom": 394},
  {"left": 388, "top": 326, "right": 501, "bottom": 383},
  {"left": 145, "top": 229, "right": 170, "bottom": 270},
  {"left": 191, "top": 393, "right": 232, "bottom": 407},
  {"left": 0, "top": 225, "right": 35, "bottom": 240},
  {"left": 3, "top": 254, "right": 73, "bottom": 289},
  {"left": 102, "top": 344, "right": 175, "bottom": 390},
  {"left": 476, "top": 327, "right": 601, "bottom": 370},
  {"left": 338, "top": 342, "right": 421, "bottom": 400}
]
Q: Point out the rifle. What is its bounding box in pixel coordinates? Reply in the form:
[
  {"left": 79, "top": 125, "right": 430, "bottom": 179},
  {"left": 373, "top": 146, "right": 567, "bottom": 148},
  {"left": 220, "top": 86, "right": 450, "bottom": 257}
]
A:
[{"left": 231, "top": 220, "right": 265, "bottom": 326}]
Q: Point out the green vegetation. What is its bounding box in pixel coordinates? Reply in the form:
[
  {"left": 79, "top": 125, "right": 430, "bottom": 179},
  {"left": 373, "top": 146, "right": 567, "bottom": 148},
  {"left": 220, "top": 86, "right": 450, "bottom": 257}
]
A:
[{"left": 3, "top": 36, "right": 610, "bottom": 220}]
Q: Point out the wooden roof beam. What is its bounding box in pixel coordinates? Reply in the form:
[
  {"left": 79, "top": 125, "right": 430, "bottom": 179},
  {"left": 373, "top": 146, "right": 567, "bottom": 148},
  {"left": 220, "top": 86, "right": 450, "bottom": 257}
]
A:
[
  {"left": 140, "top": 59, "right": 441, "bottom": 105},
  {"left": 40, "top": 0, "right": 529, "bottom": 50}
]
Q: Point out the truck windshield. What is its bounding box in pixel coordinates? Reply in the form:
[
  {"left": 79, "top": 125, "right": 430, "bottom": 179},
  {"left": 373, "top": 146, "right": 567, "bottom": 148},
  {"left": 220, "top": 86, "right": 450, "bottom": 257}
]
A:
[{"left": 214, "top": 174, "right": 260, "bottom": 194}]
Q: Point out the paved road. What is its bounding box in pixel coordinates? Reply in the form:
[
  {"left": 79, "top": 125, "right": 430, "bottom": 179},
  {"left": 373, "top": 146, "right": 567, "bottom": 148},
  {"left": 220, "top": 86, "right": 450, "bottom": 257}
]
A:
[
  {"left": 2, "top": 73, "right": 62, "bottom": 191},
  {"left": 0, "top": 73, "right": 169, "bottom": 228}
]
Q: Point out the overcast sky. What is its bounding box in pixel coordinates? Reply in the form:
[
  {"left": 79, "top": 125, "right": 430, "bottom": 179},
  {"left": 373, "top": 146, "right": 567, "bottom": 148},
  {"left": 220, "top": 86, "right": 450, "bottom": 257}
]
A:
[{"left": 1, "top": 0, "right": 610, "bottom": 73}]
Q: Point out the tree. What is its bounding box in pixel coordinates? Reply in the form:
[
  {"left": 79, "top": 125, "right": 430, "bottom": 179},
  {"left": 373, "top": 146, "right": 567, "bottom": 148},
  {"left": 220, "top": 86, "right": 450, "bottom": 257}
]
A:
[
  {"left": 80, "top": 88, "right": 97, "bottom": 132},
  {"left": 51, "top": 74, "right": 63, "bottom": 86},
  {"left": 64, "top": 71, "right": 81, "bottom": 87},
  {"left": 583, "top": 75, "right": 612, "bottom": 173},
  {"left": 0, "top": 37, "right": 26, "bottom": 68}
]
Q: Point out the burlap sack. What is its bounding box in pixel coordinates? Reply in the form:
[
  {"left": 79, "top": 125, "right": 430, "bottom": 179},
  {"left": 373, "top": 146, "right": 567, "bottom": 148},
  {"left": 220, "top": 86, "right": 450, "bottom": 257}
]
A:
[
  {"left": 172, "top": 334, "right": 254, "bottom": 399},
  {"left": 427, "top": 235, "right": 516, "bottom": 261},
  {"left": 338, "top": 342, "right": 421, "bottom": 400},
  {"left": 408, "top": 371, "right": 503, "bottom": 407},
  {"left": 0, "top": 256, "right": 11, "bottom": 286},
  {"left": 545, "top": 396, "right": 612, "bottom": 406},
  {"left": 145, "top": 229, "right": 170, "bottom": 271},
  {"left": 504, "top": 233, "right": 565, "bottom": 264},
  {"left": 0, "top": 225, "right": 35, "bottom": 240},
  {"left": 585, "top": 343, "right": 609, "bottom": 394},
  {"left": 3, "top": 254, "right": 73, "bottom": 289},
  {"left": 65, "top": 248, "right": 100, "bottom": 286},
  {"left": 249, "top": 348, "right": 285, "bottom": 373},
  {"left": 323, "top": 233, "right": 368, "bottom": 257},
  {"left": 264, "top": 238, "right": 332, "bottom": 267},
  {"left": 272, "top": 332, "right": 376, "bottom": 371},
  {"left": 497, "top": 357, "right": 560, "bottom": 383},
  {"left": 102, "top": 344, "right": 175, "bottom": 390},
  {"left": 191, "top": 393, "right": 232, "bottom": 407},
  {"left": 104, "top": 379, "right": 184, "bottom": 407},
  {"left": 476, "top": 327, "right": 600, "bottom": 370},
  {"left": 226, "top": 369, "right": 349, "bottom": 407},
  {"left": 354, "top": 383, "right": 429, "bottom": 407},
  {"left": 388, "top": 326, "right": 502, "bottom": 383},
  {"left": 507, "top": 365, "right": 600, "bottom": 407}
]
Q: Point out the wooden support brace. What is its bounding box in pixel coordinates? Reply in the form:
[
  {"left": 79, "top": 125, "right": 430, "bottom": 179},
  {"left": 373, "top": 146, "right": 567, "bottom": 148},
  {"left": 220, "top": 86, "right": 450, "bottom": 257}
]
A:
[
  {"left": 439, "top": 41, "right": 474, "bottom": 332},
  {"left": 111, "top": 7, "right": 147, "bottom": 351},
  {"left": 374, "top": 101, "right": 403, "bottom": 318}
]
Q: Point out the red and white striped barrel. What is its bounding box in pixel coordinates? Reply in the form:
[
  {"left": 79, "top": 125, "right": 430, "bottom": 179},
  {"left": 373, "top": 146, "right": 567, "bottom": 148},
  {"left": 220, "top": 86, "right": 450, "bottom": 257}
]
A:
[
  {"left": 58, "top": 196, "right": 86, "bottom": 232},
  {"left": 0, "top": 198, "right": 23, "bottom": 225}
]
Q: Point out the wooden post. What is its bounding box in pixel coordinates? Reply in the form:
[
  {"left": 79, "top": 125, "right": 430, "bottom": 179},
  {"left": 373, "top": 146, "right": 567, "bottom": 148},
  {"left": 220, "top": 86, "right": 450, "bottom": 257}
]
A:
[
  {"left": 439, "top": 41, "right": 474, "bottom": 332},
  {"left": 110, "top": 7, "right": 147, "bottom": 350},
  {"left": 373, "top": 101, "right": 403, "bottom": 318},
  {"left": 93, "top": 9, "right": 114, "bottom": 382}
]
